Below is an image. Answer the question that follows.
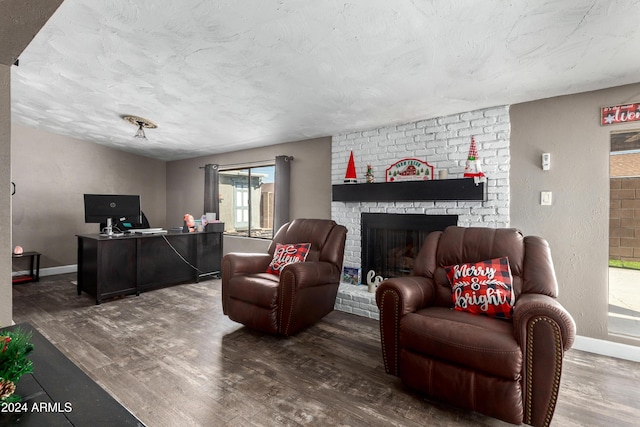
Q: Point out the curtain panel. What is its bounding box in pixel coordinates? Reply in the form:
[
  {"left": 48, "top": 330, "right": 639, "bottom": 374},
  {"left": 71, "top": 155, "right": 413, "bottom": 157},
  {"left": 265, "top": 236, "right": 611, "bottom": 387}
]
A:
[
  {"left": 274, "top": 155, "right": 293, "bottom": 232},
  {"left": 203, "top": 163, "right": 220, "bottom": 221}
]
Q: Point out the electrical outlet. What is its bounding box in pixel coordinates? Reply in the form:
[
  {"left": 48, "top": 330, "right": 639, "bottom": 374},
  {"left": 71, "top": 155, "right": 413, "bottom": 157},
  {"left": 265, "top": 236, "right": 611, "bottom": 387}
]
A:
[{"left": 541, "top": 191, "right": 552, "bottom": 205}]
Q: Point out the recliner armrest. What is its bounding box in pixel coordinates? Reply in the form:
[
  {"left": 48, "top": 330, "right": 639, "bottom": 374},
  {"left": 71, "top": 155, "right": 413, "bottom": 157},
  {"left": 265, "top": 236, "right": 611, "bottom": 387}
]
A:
[
  {"left": 280, "top": 261, "right": 340, "bottom": 288},
  {"left": 513, "top": 293, "right": 576, "bottom": 351},
  {"left": 512, "top": 293, "right": 576, "bottom": 427},
  {"left": 375, "top": 276, "right": 436, "bottom": 376},
  {"left": 375, "top": 276, "right": 436, "bottom": 316},
  {"left": 277, "top": 261, "right": 342, "bottom": 336},
  {"left": 222, "top": 252, "right": 273, "bottom": 276}
]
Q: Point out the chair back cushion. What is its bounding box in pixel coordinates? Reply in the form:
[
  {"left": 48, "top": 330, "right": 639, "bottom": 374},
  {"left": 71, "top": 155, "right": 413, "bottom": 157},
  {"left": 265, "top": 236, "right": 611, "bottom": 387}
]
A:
[
  {"left": 414, "top": 226, "right": 557, "bottom": 308},
  {"left": 268, "top": 219, "right": 347, "bottom": 270}
]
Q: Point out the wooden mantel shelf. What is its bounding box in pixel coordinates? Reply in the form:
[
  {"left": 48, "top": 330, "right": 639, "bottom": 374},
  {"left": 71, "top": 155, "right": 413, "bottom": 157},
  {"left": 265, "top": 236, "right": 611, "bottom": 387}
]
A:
[{"left": 332, "top": 178, "right": 486, "bottom": 202}]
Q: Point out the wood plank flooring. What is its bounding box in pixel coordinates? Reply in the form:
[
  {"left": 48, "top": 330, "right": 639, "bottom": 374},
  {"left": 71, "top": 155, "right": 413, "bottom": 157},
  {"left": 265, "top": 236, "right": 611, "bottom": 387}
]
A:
[{"left": 11, "top": 274, "right": 640, "bottom": 426}]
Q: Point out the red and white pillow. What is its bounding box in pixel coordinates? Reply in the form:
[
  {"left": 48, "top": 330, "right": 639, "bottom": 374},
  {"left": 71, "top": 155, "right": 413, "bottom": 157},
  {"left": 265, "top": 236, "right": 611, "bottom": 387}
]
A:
[
  {"left": 445, "top": 257, "right": 515, "bottom": 319},
  {"left": 266, "top": 243, "right": 311, "bottom": 275}
]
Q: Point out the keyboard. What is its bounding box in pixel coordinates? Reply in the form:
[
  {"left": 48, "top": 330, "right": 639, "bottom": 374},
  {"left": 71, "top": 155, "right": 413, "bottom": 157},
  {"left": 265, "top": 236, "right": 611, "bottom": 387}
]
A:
[{"left": 131, "top": 228, "right": 166, "bottom": 234}]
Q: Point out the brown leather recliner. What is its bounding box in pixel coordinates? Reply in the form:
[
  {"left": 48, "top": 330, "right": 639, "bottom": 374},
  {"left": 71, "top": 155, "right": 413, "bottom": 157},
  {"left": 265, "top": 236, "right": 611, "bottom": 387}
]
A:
[
  {"left": 222, "top": 218, "right": 347, "bottom": 336},
  {"left": 376, "top": 226, "right": 576, "bottom": 427}
]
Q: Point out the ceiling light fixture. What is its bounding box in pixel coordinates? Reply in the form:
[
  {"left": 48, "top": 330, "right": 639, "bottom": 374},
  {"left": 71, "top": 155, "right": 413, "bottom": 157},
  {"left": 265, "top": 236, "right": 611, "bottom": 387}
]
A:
[{"left": 122, "top": 115, "right": 157, "bottom": 140}]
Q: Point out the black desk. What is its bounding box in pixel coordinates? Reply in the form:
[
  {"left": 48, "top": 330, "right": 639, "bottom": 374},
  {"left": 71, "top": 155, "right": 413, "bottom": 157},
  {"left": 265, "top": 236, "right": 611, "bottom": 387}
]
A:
[
  {"left": 77, "top": 224, "right": 223, "bottom": 304},
  {"left": 0, "top": 323, "right": 143, "bottom": 426}
]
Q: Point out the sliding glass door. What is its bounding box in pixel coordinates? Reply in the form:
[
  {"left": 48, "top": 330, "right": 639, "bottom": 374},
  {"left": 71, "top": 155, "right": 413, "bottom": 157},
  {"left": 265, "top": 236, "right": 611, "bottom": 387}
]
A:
[{"left": 608, "top": 130, "right": 640, "bottom": 339}]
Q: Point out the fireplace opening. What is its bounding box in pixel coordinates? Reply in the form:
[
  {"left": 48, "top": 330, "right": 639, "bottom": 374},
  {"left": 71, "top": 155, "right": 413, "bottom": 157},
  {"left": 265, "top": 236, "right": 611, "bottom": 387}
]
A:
[{"left": 361, "top": 213, "right": 458, "bottom": 279}]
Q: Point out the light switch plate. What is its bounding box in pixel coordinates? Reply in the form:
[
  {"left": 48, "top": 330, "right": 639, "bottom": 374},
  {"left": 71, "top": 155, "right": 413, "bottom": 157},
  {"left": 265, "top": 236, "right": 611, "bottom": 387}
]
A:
[{"left": 541, "top": 191, "right": 552, "bottom": 205}]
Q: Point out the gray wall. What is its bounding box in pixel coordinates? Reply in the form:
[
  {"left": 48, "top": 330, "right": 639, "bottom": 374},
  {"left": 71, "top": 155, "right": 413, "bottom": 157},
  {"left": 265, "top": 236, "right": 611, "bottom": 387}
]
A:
[
  {"left": 0, "top": 0, "right": 64, "bottom": 326},
  {"left": 1, "top": 64, "right": 11, "bottom": 326},
  {"left": 166, "top": 137, "right": 332, "bottom": 254},
  {"left": 511, "top": 82, "right": 640, "bottom": 346},
  {"left": 11, "top": 124, "right": 167, "bottom": 267}
]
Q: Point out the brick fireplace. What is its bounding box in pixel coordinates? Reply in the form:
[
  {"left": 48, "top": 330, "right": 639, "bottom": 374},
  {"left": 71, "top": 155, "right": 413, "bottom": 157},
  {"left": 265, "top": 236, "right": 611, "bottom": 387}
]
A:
[{"left": 331, "top": 106, "right": 511, "bottom": 319}]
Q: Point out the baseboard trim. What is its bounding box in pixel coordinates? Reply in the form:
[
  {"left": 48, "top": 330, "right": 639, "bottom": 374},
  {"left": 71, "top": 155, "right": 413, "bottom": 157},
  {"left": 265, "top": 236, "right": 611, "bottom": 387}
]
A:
[
  {"left": 12, "top": 264, "right": 77, "bottom": 278},
  {"left": 573, "top": 335, "right": 640, "bottom": 362}
]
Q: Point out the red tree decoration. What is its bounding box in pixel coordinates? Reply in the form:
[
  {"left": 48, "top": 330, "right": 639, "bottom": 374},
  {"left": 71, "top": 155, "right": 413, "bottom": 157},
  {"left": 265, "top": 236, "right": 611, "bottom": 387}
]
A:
[{"left": 344, "top": 151, "right": 357, "bottom": 183}]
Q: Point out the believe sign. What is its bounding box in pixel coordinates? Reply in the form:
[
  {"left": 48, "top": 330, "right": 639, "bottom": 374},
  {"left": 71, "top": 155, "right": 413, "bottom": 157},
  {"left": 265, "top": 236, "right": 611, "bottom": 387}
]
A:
[{"left": 601, "top": 103, "right": 640, "bottom": 125}]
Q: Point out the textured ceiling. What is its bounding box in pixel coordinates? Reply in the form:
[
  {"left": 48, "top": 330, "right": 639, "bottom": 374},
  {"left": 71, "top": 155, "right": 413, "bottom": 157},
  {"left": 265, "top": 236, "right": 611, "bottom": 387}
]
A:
[{"left": 10, "top": 0, "right": 640, "bottom": 161}]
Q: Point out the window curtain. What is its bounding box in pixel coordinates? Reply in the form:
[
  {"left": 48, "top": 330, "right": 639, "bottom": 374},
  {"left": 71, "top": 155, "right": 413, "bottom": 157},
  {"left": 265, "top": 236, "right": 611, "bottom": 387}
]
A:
[
  {"left": 203, "top": 164, "right": 219, "bottom": 221},
  {"left": 274, "top": 155, "right": 293, "bottom": 232}
]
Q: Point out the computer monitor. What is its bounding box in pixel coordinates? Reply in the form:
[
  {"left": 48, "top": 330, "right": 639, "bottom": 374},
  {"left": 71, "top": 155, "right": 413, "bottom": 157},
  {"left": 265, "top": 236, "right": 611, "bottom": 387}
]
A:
[{"left": 83, "top": 194, "right": 141, "bottom": 235}]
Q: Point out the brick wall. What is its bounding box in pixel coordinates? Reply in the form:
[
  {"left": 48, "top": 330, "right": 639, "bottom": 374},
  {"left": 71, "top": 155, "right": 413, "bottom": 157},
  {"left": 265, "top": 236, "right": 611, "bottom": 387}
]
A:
[
  {"left": 610, "top": 177, "right": 640, "bottom": 262},
  {"left": 611, "top": 152, "right": 640, "bottom": 177},
  {"left": 331, "top": 106, "right": 511, "bottom": 318},
  {"left": 331, "top": 106, "right": 511, "bottom": 273}
]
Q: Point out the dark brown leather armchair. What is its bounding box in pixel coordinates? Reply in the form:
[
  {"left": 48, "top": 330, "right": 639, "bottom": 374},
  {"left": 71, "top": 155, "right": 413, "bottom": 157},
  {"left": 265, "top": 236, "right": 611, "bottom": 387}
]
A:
[
  {"left": 222, "top": 218, "right": 347, "bottom": 336},
  {"left": 376, "top": 226, "right": 576, "bottom": 427}
]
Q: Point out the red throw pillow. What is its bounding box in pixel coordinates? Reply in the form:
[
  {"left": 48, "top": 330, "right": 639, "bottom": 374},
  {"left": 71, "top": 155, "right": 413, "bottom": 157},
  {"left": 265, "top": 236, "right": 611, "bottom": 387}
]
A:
[
  {"left": 445, "top": 257, "right": 515, "bottom": 319},
  {"left": 266, "top": 243, "right": 311, "bottom": 275}
]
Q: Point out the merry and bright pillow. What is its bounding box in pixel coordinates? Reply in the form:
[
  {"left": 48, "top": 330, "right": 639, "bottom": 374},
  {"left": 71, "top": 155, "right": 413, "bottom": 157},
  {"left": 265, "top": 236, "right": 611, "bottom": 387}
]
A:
[
  {"left": 266, "top": 243, "right": 311, "bottom": 275},
  {"left": 445, "top": 257, "right": 515, "bottom": 319}
]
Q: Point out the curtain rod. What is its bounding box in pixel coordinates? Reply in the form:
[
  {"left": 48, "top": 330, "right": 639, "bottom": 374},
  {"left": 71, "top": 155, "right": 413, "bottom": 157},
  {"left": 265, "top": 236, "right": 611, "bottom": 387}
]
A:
[{"left": 199, "top": 156, "right": 293, "bottom": 169}]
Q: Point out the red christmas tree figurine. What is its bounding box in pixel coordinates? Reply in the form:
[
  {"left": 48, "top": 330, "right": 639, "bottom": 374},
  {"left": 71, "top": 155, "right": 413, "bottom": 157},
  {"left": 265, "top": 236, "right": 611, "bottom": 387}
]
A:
[
  {"left": 344, "top": 151, "right": 357, "bottom": 183},
  {"left": 463, "top": 136, "right": 486, "bottom": 184}
]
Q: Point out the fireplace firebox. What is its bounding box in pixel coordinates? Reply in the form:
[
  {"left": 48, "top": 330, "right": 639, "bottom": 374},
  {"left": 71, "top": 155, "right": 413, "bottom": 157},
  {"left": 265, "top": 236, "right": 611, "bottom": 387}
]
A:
[{"left": 361, "top": 213, "right": 458, "bottom": 280}]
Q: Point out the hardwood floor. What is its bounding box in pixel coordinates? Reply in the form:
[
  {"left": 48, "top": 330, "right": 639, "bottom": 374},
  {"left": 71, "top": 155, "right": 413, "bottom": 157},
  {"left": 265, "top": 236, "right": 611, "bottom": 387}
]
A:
[{"left": 11, "top": 274, "right": 640, "bottom": 427}]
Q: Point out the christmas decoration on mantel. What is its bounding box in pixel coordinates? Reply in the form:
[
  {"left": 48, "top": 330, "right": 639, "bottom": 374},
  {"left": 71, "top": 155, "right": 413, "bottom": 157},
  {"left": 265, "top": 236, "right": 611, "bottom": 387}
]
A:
[
  {"left": 386, "top": 158, "right": 434, "bottom": 182},
  {"left": 463, "top": 136, "right": 486, "bottom": 185},
  {"left": 365, "top": 164, "right": 374, "bottom": 183},
  {"left": 0, "top": 328, "right": 34, "bottom": 403},
  {"left": 344, "top": 151, "right": 358, "bottom": 183}
]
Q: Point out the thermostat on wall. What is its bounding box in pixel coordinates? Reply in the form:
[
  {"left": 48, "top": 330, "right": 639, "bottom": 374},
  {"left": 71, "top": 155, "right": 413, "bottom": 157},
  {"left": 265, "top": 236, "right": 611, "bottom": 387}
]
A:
[{"left": 542, "top": 153, "right": 551, "bottom": 170}]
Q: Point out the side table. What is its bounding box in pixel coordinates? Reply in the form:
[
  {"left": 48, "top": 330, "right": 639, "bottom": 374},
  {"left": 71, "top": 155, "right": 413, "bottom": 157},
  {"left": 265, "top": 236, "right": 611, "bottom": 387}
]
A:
[{"left": 11, "top": 252, "right": 41, "bottom": 284}]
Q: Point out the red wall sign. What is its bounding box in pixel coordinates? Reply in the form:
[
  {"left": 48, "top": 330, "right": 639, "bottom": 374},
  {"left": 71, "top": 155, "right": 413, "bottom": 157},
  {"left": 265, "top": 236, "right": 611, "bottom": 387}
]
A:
[{"left": 601, "top": 103, "right": 640, "bottom": 125}]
